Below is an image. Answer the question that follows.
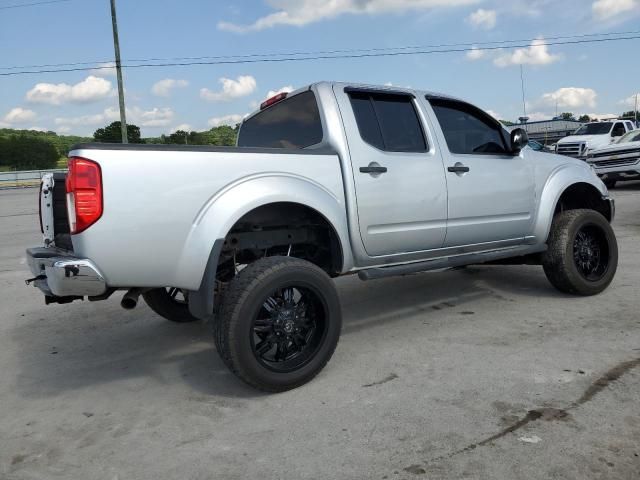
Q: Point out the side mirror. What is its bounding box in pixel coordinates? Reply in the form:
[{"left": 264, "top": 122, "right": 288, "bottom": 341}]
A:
[{"left": 510, "top": 128, "right": 529, "bottom": 154}]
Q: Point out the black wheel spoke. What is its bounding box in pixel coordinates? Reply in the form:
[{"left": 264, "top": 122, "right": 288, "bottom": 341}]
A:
[
  {"left": 573, "top": 224, "right": 610, "bottom": 281},
  {"left": 250, "top": 284, "right": 327, "bottom": 372},
  {"left": 255, "top": 339, "right": 274, "bottom": 355}
]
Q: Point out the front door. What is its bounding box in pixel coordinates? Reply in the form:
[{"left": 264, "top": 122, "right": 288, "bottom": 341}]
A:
[
  {"left": 334, "top": 87, "right": 448, "bottom": 257},
  {"left": 426, "top": 97, "right": 536, "bottom": 247}
]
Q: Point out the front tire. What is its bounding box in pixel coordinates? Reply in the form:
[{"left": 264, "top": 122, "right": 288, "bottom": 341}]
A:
[
  {"left": 542, "top": 209, "right": 618, "bottom": 296},
  {"left": 604, "top": 179, "right": 617, "bottom": 189},
  {"left": 214, "top": 256, "right": 342, "bottom": 392}
]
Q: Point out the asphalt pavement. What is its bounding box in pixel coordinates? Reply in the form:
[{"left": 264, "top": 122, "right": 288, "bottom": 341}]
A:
[{"left": 1, "top": 185, "right": 639, "bottom": 480}]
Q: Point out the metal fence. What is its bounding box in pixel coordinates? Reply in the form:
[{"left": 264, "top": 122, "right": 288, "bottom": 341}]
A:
[{"left": 0, "top": 169, "right": 67, "bottom": 190}]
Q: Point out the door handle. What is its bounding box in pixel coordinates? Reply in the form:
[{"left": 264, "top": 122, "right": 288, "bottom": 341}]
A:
[
  {"left": 359, "top": 165, "right": 388, "bottom": 174},
  {"left": 447, "top": 164, "right": 470, "bottom": 173}
]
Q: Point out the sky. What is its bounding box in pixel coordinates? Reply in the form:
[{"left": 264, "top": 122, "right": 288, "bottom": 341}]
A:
[{"left": 0, "top": 0, "right": 639, "bottom": 137}]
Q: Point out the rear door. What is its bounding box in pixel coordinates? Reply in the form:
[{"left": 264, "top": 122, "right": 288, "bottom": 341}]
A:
[
  {"left": 426, "top": 97, "right": 536, "bottom": 247},
  {"left": 333, "top": 87, "right": 448, "bottom": 256}
]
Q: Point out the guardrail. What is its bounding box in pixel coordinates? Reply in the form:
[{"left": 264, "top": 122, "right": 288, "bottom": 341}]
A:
[{"left": 0, "top": 169, "right": 67, "bottom": 189}]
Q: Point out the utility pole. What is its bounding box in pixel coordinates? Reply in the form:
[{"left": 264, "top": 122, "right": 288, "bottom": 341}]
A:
[
  {"left": 635, "top": 94, "right": 638, "bottom": 126},
  {"left": 110, "top": 0, "right": 128, "bottom": 143},
  {"left": 519, "top": 64, "right": 527, "bottom": 120}
]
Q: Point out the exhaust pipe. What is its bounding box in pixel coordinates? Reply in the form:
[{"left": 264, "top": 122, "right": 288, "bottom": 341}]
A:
[{"left": 121, "top": 288, "right": 142, "bottom": 310}]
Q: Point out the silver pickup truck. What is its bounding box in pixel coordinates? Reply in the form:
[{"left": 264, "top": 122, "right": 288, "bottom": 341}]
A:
[{"left": 26, "top": 82, "right": 618, "bottom": 392}]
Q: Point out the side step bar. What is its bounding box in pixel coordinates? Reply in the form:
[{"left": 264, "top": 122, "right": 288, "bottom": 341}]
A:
[{"left": 358, "top": 245, "right": 546, "bottom": 281}]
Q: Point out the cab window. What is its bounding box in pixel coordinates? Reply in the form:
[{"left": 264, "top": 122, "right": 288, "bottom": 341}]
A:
[{"left": 428, "top": 97, "right": 508, "bottom": 155}]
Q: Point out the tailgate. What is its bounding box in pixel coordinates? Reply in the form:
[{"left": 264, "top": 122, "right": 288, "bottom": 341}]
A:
[{"left": 40, "top": 172, "right": 72, "bottom": 250}]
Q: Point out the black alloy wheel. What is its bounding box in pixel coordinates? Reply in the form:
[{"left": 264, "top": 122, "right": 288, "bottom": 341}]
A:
[{"left": 251, "top": 285, "right": 327, "bottom": 373}]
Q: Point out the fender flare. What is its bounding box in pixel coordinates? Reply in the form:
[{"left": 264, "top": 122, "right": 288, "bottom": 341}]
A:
[
  {"left": 532, "top": 164, "right": 608, "bottom": 242},
  {"left": 182, "top": 174, "right": 352, "bottom": 319}
]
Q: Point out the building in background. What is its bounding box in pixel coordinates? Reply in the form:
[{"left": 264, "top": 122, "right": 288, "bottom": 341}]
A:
[{"left": 519, "top": 119, "right": 584, "bottom": 146}]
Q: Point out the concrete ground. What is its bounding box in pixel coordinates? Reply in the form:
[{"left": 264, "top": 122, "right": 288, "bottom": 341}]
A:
[{"left": 0, "top": 186, "right": 639, "bottom": 480}]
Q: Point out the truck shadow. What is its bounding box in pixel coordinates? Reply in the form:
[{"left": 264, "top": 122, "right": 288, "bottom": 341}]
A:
[{"left": 12, "top": 265, "right": 560, "bottom": 399}]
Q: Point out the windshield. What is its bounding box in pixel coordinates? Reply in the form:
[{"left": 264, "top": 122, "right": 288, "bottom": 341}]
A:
[
  {"left": 574, "top": 122, "right": 612, "bottom": 135},
  {"left": 616, "top": 130, "right": 640, "bottom": 144}
]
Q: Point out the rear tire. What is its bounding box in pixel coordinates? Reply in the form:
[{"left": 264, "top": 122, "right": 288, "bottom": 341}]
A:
[
  {"left": 542, "top": 209, "right": 617, "bottom": 296},
  {"left": 214, "top": 256, "right": 342, "bottom": 392},
  {"left": 143, "top": 288, "right": 199, "bottom": 323}
]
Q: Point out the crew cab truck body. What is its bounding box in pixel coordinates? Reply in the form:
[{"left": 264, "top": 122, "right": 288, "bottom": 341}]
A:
[
  {"left": 556, "top": 120, "right": 635, "bottom": 160},
  {"left": 586, "top": 129, "right": 640, "bottom": 189},
  {"left": 27, "top": 82, "right": 618, "bottom": 392}
]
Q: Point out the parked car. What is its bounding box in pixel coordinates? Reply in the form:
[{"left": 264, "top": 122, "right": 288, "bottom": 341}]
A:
[
  {"left": 587, "top": 129, "right": 640, "bottom": 188},
  {"left": 556, "top": 120, "right": 636, "bottom": 159},
  {"left": 26, "top": 82, "right": 617, "bottom": 392},
  {"left": 528, "top": 139, "right": 553, "bottom": 152}
]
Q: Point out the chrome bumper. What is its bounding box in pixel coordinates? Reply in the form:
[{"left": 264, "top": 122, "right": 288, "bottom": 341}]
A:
[{"left": 26, "top": 247, "right": 107, "bottom": 298}]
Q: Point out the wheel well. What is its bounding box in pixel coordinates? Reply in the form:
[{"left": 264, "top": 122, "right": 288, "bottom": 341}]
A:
[
  {"left": 217, "top": 202, "right": 343, "bottom": 280},
  {"left": 554, "top": 183, "right": 612, "bottom": 221}
]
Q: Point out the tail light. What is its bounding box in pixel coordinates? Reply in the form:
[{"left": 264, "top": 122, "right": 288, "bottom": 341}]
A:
[
  {"left": 260, "top": 92, "right": 288, "bottom": 110},
  {"left": 65, "top": 157, "right": 103, "bottom": 234}
]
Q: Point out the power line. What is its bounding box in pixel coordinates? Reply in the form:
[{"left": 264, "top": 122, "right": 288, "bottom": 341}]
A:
[
  {"left": 0, "top": 0, "right": 71, "bottom": 10},
  {"left": 1, "top": 34, "right": 639, "bottom": 77},
  {"left": 2, "top": 29, "right": 639, "bottom": 71}
]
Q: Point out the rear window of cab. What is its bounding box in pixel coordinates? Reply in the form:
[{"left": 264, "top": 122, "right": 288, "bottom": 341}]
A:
[{"left": 237, "top": 91, "right": 323, "bottom": 149}]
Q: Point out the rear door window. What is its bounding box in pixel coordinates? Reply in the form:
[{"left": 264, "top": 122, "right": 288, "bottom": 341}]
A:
[
  {"left": 238, "top": 91, "right": 323, "bottom": 148},
  {"left": 348, "top": 91, "right": 427, "bottom": 152}
]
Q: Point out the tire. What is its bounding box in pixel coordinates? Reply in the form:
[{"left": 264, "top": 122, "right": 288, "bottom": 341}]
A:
[
  {"left": 604, "top": 179, "right": 617, "bottom": 189},
  {"left": 542, "top": 209, "right": 618, "bottom": 296},
  {"left": 142, "top": 288, "right": 199, "bottom": 323},
  {"left": 214, "top": 256, "right": 342, "bottom": 392}
]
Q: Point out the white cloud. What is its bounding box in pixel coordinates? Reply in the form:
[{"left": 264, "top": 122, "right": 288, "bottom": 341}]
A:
[
  {"left": 3, "top": 107, "right": 37, "bottom": 124},
  {"left": 55, "top": 106, "right": 174, "bottom": 129},
  {"left": 592, "top": 0, "right": 639, "bottom": 21},
  {"left": 88, "top": 62, "right": 117, "bottom": 77},
  {"left": 467, "top": 8, "right": 496, "bottom": 29},
  {"left": 619, "top": 92, "right": 640, "bottom": 108},
  {"left": 485, "top": 110, "right": 501, "bottom": 120},
  {"left": 208, "top": 114, "right": 244, "bottom": 127},
  {"left": 26, "top": 76, "right": 114, "bottom": 105},
  {"left": 493, "top": 38, "right": 561, "bottom": 67},
  {"left": 28, "top": 126, "right": 48, "bottom": 132},
  {"left": 133, "top": 107, "right": 175, "bottom": 127},
  {"left": 584, "top": 112, "right": 618, "bottom": 120},
  {"left": 525, "top": 112, "right": 551, "bottom": 122},
  {"left": 200, "top": 76, "right": 257, "bottom": 102},
  {"left": 171, "top": 124, "right": 192, "bottom": 133},
  {"left": 465, "top": 46, "right": 485, "bottom": 61},
  {"left": 151, "top": 79, "right": 189, "bottom": 97},
  {"left": 218, "top": 0, "right": 479, "bottom": 32},
  {"left": 55, "top": 107, "right": 119, "bottom": 127},
  {"left": 264, "top": 85, "right": 294, "bottom": 100},
  {"left": 540, "top": 87, "right": 598, "bottom": 109}
]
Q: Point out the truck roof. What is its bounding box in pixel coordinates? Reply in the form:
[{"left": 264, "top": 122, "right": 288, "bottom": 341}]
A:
[{"left": 243, "top": 81, "right": 461, "bottom": 122}]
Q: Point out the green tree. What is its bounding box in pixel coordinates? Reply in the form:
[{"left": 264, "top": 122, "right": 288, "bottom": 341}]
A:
[
  {"left": 499, "top": 120, "right": 516, "bottom": 127},
  {"left": 621, "top": 111, "right": 639, "bottom": 122},
  {"left": 578, "top": 114, "right": 591, "bottom": 123},
  {"left": 0, "top": 135, "right": 58, "bottom": 170},
  {"left": 559, "top": 112, "right": 576, "bottom": 121},
  {"left": 93, "top": 121, "right": 143, "bottom": 143}
]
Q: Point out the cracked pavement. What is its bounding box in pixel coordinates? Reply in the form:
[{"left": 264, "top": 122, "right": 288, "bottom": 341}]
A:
[{"left": 1, "top": 185, "right": 639, "bottom": 480}]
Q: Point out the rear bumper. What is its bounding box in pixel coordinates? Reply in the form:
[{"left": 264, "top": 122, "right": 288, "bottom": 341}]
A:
[{"left": 26, "top": 247, "right": 107, "bottom": 298}]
